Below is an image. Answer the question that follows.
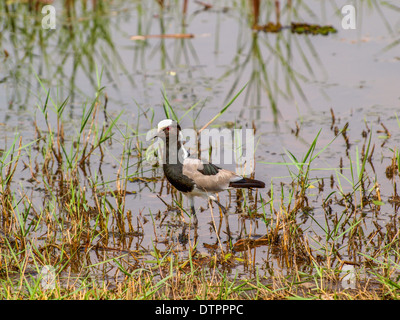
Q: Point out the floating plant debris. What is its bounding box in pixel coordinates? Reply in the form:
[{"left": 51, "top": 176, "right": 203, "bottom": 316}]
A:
[{"left": 291, "top": 23, "right": 337, "bottom": 35}]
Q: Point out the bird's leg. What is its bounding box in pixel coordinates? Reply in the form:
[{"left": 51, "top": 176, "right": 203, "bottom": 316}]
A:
[
  {"left": 189, "top": 196, "right": 198, "bottom": 226},
  {"left": 178, "top": 197, "right": 197, "bottom": 245},
  {"left": 178, "top": 223, "right": 188, "bottom": 245},
  {"left": 213, "top": 199, "right": 232, "bottom": 240},
  {"left": 190, "top": 205, "right": 198, "bottom": 226}
]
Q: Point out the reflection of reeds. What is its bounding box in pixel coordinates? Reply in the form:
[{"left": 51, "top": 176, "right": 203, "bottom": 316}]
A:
[
  {"left": 221, "top": 30, "right": 312, "bottom": 124},
  {"left": 0, "top": 1, "right": 134, "bottom": 108},
  {"left": 221, "top": 0, "right": 345, "bottom": 123},
  {"left": 132, "top": 1, "right": 203, "bottom": 111},
  {"left": 250, "top": 0, "right": 260, "bottom": 27},
  {"left": 250, "top": 0, "right": 281, "bottom": 29}
]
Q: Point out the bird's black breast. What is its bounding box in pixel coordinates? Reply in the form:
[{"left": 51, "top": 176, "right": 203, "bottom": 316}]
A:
[{"left": 163, "top": 164, "right": 195, "bottom": 193}]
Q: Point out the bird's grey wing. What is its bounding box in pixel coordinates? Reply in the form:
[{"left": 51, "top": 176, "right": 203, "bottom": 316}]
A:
[{"left": 182, "top": 158, "right": 241, "bottom": 193}]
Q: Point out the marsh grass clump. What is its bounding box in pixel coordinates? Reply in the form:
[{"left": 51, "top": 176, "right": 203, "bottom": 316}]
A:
[
  {"left": 0, "top": 69, "right": 143, "bottom": 296},
  {"left": 3, "top": 88, "right": 400, "bottom": 299},
  {"left": 2, "top": 74, "right": 400, "bottom": 299},
  {"left": 1, "top": 0, "right": 400, "bottom": 300}
]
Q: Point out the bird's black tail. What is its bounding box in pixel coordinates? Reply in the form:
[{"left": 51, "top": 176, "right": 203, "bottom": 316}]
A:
[{"left": 229, "top": 177, "right": 265, "bottom": 189}]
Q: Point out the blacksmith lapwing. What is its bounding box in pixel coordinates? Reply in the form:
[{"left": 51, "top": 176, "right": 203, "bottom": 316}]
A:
[{"left": 155, "top": 119, "right": 265, "bottom": 237}]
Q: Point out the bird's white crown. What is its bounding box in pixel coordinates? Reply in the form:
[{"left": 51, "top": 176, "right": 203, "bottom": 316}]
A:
[{"left": 157, "top": 119, "right": 177, "bottom": 130}]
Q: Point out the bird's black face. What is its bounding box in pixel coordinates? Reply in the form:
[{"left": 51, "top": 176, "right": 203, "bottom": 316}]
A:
[{"left": 155, "top": 122, "right": 185, "bottom": 164}]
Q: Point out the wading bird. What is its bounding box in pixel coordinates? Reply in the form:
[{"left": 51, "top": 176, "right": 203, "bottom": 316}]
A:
[{"left": 155, "top": 119, "right": 265, "bottom": 238}]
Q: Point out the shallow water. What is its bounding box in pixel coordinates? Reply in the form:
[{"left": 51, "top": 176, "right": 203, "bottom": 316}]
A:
[{"left": 1, "top": 0, "right": 400, "bottom": 286}]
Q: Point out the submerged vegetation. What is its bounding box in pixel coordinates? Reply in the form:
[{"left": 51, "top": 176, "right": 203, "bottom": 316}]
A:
[{"left": 1, "top": 0, "right": 400, "bottom": 300}]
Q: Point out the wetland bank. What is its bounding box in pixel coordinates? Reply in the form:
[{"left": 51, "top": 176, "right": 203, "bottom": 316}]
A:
[{"left": 0, "top": 0, "right": 400, "bottom": 300}]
